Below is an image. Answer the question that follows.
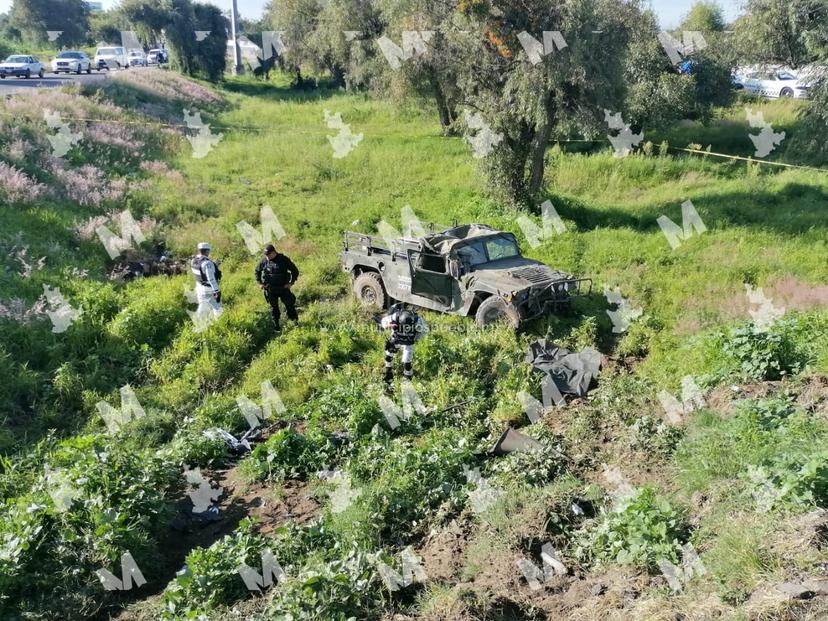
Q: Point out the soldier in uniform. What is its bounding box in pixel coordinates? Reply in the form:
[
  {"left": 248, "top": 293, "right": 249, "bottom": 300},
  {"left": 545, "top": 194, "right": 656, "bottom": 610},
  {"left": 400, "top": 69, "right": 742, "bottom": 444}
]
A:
[
  {"left": 255, "top": 243, "right": 299, "bottom": 331},
  {"left": 191, "top": 242, "right": 223, "bottom": 320},
  {"left": 380, "top": 303, "right": 427, "bottom": 383}
]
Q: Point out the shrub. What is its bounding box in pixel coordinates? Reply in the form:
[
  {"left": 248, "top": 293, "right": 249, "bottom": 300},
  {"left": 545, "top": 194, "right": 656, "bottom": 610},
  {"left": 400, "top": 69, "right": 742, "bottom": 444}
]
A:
[
  {"left": 265, "top": 550, "right": 384, "bottom": 621},
  {"left": 161, "top": 518, "right": 268, "bottom": 617},
  {"left": 575, "top": 486, "right": 689, "bottom": 571},
  {"left": 0, "top": 435, "right": 178, "bottom": 618},
  {"left": 239, "top": 427, "right": 330, "bottom": 481}
]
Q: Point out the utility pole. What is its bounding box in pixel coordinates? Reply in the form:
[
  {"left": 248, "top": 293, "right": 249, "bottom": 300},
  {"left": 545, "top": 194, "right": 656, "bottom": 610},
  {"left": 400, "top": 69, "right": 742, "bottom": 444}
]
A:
[{"left": 230, "top": 0, "right": 243, "bottom": 75}]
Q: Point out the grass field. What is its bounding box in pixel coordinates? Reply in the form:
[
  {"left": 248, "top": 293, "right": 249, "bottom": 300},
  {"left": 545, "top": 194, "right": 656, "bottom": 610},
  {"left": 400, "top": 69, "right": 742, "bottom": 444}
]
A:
[{"left": 1, "top": 71, "right": 827, "bottom": 620}]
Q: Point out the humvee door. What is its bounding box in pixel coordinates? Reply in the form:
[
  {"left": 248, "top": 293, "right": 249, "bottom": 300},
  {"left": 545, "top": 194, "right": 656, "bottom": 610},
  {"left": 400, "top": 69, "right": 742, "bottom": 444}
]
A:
[{"left": 407, "top": 249, "right": 456, "bottom": 311}]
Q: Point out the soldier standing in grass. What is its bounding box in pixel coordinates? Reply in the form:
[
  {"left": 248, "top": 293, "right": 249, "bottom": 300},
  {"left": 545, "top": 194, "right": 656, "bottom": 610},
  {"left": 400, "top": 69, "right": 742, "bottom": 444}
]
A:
[
  {"left": 380, "top": 303, "right": 427, "bottom": 384},
  {"left": 255, "top": 243, "right": 299, "bottom": 331},
  {"left": 192, "top": 242, "right": 223, "bottom": 320}
]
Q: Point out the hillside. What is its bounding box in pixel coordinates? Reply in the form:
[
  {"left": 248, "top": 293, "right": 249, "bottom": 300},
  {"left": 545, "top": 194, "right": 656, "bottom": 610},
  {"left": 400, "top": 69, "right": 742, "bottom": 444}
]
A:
[{"left": 1, "top": 70, "right": 828, "bottom": 620}]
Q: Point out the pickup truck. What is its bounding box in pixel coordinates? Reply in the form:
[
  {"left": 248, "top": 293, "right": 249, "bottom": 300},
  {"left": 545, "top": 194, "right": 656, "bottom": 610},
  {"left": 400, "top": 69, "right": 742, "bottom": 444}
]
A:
[{"left": 340, "top": 223, "right": 591, "bottom": 328}]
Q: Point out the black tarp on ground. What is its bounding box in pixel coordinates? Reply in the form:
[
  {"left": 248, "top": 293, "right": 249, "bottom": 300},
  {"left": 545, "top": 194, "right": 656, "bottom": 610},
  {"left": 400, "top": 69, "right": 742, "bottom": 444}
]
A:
[{"left": 525, "top": 339, "right": 601, "bottom": 397}]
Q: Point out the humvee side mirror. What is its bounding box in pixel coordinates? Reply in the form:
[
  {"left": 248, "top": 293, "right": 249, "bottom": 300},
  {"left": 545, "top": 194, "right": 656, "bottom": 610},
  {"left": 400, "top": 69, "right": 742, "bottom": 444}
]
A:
[{"left": 448, "top": 259, "right": 460, "bottom": 279}]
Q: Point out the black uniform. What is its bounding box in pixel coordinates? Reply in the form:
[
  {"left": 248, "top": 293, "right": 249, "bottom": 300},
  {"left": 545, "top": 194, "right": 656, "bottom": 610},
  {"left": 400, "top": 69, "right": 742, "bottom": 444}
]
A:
[{"left": 255, "top": 254, "right": 299, "bottom": 329}]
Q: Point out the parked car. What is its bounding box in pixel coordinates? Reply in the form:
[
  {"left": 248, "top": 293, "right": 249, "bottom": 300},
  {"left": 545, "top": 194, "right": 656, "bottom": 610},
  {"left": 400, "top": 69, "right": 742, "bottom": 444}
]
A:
[
  {"left": 0, "top": 54, "right": 44, "bottom": 79},
  {"left": 740, "top": 68, "right": 810, "bottom": 99},
  {"left": 341, "top": 223, "right": 592, "bottom": 328},
  {"left": 51, "top": 51, "right": 92, "bottom": 74},
  {"left": 128, "top": 50, "right": 147, "bottom": 67},
  {"left": 147, "top": 48, "right": 168, "bottom": 64},
  {"left": 94, "top": 46, "right": 129, "bottom": 70}
]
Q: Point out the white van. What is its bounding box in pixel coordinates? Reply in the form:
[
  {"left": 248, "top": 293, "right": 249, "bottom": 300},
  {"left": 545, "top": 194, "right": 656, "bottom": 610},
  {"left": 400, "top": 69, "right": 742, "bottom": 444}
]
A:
[{"left": 94, "top": 46, "right": 129, "bottom": 70}]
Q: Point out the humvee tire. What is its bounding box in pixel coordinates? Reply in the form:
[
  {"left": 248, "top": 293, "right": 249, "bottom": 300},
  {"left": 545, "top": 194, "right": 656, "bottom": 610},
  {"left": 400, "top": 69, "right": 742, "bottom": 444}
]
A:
[
  {"left": 475, "top": 296, "right": 520, "bottom": 329},
  {"left": 353, "top": 272, "right": 388, "bottom": 308}
]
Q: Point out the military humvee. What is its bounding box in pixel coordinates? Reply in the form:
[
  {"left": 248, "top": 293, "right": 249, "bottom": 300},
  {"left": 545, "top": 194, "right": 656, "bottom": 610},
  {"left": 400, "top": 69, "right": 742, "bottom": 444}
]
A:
[{"left": 340, "top": 223, "right": 591, "bottom": 328}]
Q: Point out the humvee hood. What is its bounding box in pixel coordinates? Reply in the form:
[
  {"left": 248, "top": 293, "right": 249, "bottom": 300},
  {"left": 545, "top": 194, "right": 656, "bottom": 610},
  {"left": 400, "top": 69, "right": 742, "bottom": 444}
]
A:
[{"left": 472, "top": 258, "right": 572, "bottom": 288}]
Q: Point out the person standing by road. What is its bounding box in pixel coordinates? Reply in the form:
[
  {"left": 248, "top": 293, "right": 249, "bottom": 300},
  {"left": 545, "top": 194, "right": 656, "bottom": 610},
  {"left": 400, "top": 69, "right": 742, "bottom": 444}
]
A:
[
  {"left": 255, "top": 243, "right": 299, "bottom": 331},
  {"left": 191, "top": 242, "right": 223, "bottom": 321}
]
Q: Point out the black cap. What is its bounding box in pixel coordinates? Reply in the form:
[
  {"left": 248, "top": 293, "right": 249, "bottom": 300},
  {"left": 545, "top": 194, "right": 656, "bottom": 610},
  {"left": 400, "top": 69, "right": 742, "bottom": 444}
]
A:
[{"left": 263, "top": 244, "right": 276, "bottom": 254}]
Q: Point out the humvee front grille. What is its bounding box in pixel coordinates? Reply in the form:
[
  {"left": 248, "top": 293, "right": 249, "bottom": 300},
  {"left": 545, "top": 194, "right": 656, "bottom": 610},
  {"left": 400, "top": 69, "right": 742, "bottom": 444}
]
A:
[{"left": 509, "top": 266, "right": 555, "bottom": 283}]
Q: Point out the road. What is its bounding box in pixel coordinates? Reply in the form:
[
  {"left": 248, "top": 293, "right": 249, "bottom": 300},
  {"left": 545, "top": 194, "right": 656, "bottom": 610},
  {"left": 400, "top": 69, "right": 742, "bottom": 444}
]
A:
[{"left": 0, "top": 69, "right": 111, "bottom": 95}]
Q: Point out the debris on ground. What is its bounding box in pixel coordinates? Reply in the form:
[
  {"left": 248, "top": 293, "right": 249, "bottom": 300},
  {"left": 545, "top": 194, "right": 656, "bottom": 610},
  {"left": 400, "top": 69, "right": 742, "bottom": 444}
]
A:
[{"left": 525, "top": 339, "right": 602, "bottom": 397}]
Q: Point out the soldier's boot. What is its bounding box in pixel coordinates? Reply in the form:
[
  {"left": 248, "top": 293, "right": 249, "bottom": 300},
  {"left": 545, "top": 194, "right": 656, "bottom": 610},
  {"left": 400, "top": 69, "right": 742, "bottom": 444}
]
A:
[
  {"left": 383, "top": 349, "right": 394, "bottom": 385},
  {"left": 403, "top": 362, "right": 413, "bottom": 381}
]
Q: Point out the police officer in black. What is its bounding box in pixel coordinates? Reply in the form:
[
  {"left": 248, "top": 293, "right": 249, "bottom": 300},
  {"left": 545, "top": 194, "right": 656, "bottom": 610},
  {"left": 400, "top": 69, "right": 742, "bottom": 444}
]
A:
[{"left": 255, "top": 244, "right": 299, "bottom": 331}]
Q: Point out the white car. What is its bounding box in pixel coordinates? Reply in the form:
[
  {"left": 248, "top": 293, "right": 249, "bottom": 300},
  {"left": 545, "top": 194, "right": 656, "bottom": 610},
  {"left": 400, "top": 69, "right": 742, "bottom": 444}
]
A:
[
  {"left": 94, "top": 46, "right": 129, "bottom": 70},
  {"left": 128, "top": 50, "right": 148, "bottom": 67},
  {"left": 0, "top": 55, "right": 44, "bottom": 79},
  {"left": 147, "top": 48, "right": 167, "bottom": 64},
  {"left": 51, "top": 51, "right": 92, "bottom": 74},
  {"left": 741, "top": 69, "right": 810, "bottom": 99}
]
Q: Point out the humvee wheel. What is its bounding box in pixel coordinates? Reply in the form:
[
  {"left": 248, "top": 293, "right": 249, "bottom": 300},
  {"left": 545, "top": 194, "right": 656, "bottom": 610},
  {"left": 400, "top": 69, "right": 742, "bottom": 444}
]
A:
[
  {"left": 475, "top": 296, "right": 520, "bottom": 329},
  {"left": 353, "top": 272, "right": 388, "bottom": 308}
]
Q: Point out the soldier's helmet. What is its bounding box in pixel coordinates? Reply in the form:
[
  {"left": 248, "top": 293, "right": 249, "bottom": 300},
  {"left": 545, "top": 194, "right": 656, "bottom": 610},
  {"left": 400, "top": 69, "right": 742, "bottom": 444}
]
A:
[{"left": 397, "top": 309, "right": 416, "bottom": 334}]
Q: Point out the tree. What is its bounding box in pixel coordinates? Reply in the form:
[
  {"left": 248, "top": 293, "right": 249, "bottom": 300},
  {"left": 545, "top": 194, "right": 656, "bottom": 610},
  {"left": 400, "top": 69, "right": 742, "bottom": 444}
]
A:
[
  {"left": 9, "top": 0, "right": 89, "bottom": 47},
  {"left": 451, "top": 0, "right": 638, "bottom": 205},
  {"left": 88, "top": 10, "right": 130, "bottom": 46},
  {"left": 734, "top": 0, "right": 826, "bottom": 69},
  {"left": 121, "top": 0, "right": 228, "bottom": 81},
  {"left": 680, "top": 1, "right": 725, "bottom": 33},
  {"left": 192, "top": 3, "right": 228, "bottom": 81}
]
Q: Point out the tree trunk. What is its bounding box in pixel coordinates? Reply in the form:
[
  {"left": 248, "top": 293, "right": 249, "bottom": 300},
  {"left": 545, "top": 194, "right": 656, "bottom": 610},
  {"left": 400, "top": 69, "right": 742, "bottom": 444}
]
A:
[
  {"left": 428, "top": 68, "right": 455, "bottom": 134},
  {"left": 527, "top": 92, "right": 557, "bottom": 197}
]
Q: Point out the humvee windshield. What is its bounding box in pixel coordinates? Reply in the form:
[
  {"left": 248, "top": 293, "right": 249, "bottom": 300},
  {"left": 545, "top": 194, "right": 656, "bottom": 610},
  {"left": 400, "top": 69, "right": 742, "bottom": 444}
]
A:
[{"left": 456, "top": 235, "right": 520, "bottom": 266}]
